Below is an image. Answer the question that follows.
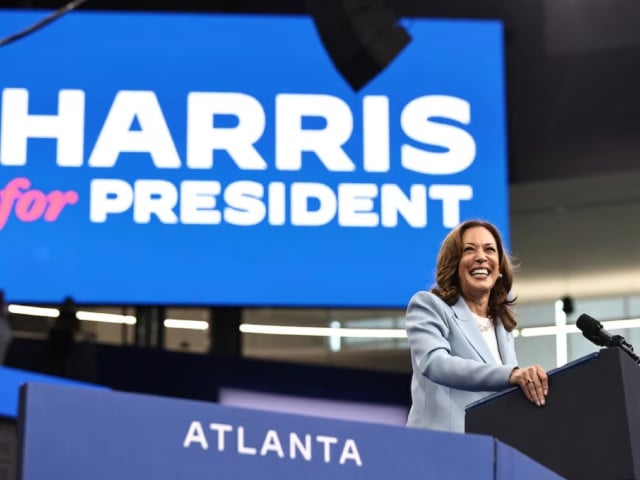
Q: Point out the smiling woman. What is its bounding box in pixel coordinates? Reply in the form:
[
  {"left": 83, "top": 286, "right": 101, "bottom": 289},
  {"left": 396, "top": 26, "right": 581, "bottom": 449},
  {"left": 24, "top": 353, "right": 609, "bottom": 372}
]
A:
[{"left": 404, "top": 219, "right": 549, "bottom": 433}]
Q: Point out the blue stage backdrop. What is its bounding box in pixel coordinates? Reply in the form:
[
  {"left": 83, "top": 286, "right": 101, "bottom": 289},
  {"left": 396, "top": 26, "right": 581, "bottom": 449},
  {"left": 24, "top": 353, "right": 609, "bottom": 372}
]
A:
[{"left": 0, "top": 11, "right": 508, "bottom": 307}]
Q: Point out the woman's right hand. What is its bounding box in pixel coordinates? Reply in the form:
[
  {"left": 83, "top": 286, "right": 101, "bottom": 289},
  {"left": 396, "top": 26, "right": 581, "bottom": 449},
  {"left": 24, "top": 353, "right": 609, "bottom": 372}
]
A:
[{"left": 509, "top": 365, "right": 548, "bottom": 407}]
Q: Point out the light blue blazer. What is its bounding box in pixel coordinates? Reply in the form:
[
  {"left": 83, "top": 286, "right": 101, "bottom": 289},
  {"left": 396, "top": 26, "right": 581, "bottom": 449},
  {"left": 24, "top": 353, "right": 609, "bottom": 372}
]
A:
[{"left": 405, "top": 291, "right": 518, "bottom": 432}]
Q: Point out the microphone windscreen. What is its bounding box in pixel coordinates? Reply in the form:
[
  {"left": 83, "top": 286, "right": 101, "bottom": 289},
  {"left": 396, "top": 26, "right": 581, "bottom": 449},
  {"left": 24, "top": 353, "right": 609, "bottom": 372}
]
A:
[{"left": 576, "top": 314, "right": 601, "bottom": 335}]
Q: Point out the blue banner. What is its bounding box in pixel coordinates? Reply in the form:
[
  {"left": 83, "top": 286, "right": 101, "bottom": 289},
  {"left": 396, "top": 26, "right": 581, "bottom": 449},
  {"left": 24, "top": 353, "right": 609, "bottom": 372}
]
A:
[
  {"left": 16, "top": 382, "right": 544, "bottom": 480},
  {"left": 0, "top": 11, "right": 508, "bottom": 306}
]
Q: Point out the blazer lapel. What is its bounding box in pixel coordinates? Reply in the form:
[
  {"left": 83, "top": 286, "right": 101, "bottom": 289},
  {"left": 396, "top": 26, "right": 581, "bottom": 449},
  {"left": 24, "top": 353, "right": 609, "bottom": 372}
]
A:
[
  {"left": 495, "top": 322, "right": 517, "bottom": 365},
  {"left": 451, "top": 297, "right": 495, "bottom": 364}
]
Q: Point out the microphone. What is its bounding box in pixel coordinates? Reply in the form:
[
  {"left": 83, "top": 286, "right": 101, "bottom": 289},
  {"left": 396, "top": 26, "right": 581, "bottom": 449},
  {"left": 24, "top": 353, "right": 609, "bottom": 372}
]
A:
[
  {"left": 576, "top": 313, "right": 640, "bottom": 363},
  {"left": 576, "top": 314, "right": 618, "bottom": 347}
]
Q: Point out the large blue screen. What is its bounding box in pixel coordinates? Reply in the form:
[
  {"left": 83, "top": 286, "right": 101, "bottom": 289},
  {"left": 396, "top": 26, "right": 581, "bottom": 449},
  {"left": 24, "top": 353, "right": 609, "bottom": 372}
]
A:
[{"left": 0, "top": 11, "right": 508, "bottom": 307}]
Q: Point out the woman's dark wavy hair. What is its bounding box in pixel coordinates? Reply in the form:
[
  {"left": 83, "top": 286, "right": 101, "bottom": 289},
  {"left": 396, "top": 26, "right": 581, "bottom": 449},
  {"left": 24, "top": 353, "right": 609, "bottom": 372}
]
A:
[{"left": 431, "top": 219, "right": 517, "bottom": 331}]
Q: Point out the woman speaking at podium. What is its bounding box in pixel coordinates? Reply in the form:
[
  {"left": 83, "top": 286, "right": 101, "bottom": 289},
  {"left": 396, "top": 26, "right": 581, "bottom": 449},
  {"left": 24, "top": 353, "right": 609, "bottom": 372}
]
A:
[{"left": 405, "top": 219, "right": 548, "bottom": 432}]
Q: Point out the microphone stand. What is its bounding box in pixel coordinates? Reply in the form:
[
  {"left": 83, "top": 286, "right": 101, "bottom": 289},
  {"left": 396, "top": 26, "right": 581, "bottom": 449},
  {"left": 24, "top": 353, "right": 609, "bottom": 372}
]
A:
[{"left": 609, "top": 335, "right": 640, "bottom": 364}]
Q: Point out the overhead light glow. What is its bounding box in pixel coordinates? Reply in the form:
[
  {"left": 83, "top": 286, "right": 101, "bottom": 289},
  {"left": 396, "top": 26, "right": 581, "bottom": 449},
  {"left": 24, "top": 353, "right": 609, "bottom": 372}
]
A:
[
  {"left": 76, "top": 311, "right": 136, "bottom": 325},
  {"left": 239, "top": 323, "right": 407, "bottom": 338},
  {"left": 163, "top": 319, "right": 209, "bottom": 330},
  {"left": 8, "top": 304, "right": 60, "bottom": 318},
  {"left": 519, "top": 318, "right": 640, "bottom": 338}
]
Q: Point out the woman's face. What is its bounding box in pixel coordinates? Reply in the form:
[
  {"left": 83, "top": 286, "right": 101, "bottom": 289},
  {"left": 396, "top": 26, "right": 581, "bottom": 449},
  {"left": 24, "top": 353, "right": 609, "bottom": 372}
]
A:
[{"left": 458, "top": 226, "right": 500, "bottom": 300}]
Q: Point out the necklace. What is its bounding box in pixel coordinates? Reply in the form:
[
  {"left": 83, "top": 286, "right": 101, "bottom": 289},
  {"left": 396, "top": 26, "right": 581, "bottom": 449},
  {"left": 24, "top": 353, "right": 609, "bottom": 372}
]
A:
[{"left": 475, "top": 315, "right": 494, "bottom": 333}]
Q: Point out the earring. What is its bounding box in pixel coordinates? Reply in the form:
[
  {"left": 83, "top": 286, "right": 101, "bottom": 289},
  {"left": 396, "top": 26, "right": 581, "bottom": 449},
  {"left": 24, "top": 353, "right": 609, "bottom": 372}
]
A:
[{"left": 498, "top": 273, "right": 503, "bottom": 278}]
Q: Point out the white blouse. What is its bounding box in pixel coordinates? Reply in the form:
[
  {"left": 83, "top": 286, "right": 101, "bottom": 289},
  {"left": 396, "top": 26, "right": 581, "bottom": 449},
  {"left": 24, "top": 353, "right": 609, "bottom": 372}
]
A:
[{"left": 472, "top": 313, "right": 503, "bottom": 364}]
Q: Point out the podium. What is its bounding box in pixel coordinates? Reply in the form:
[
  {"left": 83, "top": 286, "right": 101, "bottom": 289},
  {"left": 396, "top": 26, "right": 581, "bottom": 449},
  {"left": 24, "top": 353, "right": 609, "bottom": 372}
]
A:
[
  {"left": 15, "top": 381, "right": 562, "bottom": 479},
  {"left": 466, "top": 347, "right": 640, "bottom": 480}
]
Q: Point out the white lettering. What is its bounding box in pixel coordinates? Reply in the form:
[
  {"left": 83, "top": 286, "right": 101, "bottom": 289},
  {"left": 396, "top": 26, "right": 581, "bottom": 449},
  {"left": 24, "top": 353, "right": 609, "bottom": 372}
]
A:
[
  {"left": 237, "top": 426, "right": 257, "bottom": 455},
  {"left": 401, "top": 95, "right": 476, "bottom": 175},
  {"left": 260, "top": 430, "right": 285, "bottom": 458},
  {"left": 180, "top": 180, "right": 221, "bottom": 224},
  {"left": 89, "top": 179, "right": 469, "bottom": 228},
  {"left": 338, "top": 183, "right": 378, "bottom": 227},
  {"left": 88, "top": 91, "right": 181, "bottom": 169},
  {"left": 187, "top": 92, "right": 267, "bottom": 170},
  {"left": 223, "top": 180, "right": 265, "bottom": 226},
  {"left": 267, "top": 182, "right": 286, "bottom": 226},
  {"left": 89, "top": 179, "right": 133, "bottom": 222},
  {"left": 339, "top": 439, "right": 362, "bottom": 466},
  {"left": 183, "top": 420, "right": 363, "bottom": 467},
  {"left": 362, "top": 95, "right": 390, "bottom": 172},
  {"left": 428, "top": 184, "right": 473, "bottom": 227},
  {"left": 380, "top": 184, "right": 427, "bottom": 228},
  {"left": 183, "top": 421, "right": 209, "bottom": 450},
  {"left": 289, "top": 433, "right": 311, "bottom": 461},
  {"left": 315, "top": 435, "right": 338, "bottom": 463},
  {"left": 276, "top": 94, "right": 355, "bottom": 172},
  {"left": 1, "top": 88, "right": 84, "bottom": 167},
  {"left": 290, "top": 182, "right": 336, "bottom": 226},
  {"left": 2, "top": 89, "right": 487, "bottom": 185},
  {"left": 209, "top": 423, "right": 233, "bottom": 452},
  {"left": 133, "top": 179, "right": 178, "bottom": 224}
]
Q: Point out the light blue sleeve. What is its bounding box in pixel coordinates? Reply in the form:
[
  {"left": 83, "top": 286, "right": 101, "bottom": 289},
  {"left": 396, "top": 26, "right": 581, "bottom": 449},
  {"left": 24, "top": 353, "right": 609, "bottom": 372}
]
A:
[{"left": 405, "top": 291, "right": 514, "bottom": 392}]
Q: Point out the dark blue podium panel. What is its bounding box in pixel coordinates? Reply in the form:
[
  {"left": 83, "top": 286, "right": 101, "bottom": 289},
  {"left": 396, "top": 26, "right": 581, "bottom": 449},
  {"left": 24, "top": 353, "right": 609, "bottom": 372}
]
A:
[
  {"left": 18, "top": 382, "right": 495, "bottom": 480},
  {"left": 495, "top": 440, "right": 564, "bottom": 480}
]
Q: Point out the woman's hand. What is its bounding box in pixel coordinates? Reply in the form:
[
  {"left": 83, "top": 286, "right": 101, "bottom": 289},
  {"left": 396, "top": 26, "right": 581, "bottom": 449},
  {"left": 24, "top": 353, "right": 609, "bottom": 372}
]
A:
[{"left": 509, "top": 365, "right": 548, "bottom": 406}]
